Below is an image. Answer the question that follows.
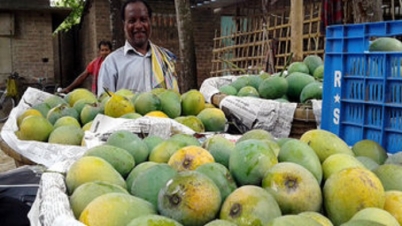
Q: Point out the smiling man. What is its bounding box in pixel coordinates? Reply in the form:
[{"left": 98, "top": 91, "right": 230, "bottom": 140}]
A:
[{"left": 97, "top": 0, "right": 179, "bottom": 96}]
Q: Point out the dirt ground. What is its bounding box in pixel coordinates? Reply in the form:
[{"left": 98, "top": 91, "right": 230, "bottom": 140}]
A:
[
  {"left": 0, "top": 123, "right": 17, "bottom": 173},
  {"left": 0, "top": 149, "right": 16, "bottom": 173}
]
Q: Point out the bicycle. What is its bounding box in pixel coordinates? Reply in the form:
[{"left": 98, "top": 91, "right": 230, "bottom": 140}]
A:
[{"left": 0, "top": 72, "right": 60, "bottom": 122}]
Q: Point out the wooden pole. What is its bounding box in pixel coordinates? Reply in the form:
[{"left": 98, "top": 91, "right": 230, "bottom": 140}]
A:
[
  {"left": 108, "top": 0, "right": 124, "bottom": 49},
  {"left": 174, "top": 0, "right": 198, "bottom": 92},
  {"left": 290, "top": 0, "right": 304, "bottom": 62}
]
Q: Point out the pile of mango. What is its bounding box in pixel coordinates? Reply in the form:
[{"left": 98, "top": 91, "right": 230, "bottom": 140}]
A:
[
  {"left": 15, "top": 88, "right": 228, "bottom": 145},
  {"left": 219, "top": 55, "right": 324, "bottom": 104},
  {"left": 65, "top": 127, "right": 402, "bottom": 226}
]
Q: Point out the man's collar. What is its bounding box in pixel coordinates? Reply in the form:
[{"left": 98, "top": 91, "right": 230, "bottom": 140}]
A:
[{"left": 124, "top": 41, "right": 152, "bottom": 56}]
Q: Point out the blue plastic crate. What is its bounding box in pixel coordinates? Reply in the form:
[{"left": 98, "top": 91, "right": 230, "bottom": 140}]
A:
[{"left": 322, "top": 20, "right": 402, "bottom": 154}]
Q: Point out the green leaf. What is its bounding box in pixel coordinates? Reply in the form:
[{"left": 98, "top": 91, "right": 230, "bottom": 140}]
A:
[{"left": 52, "top": 0, "right": 85, "bottom": 33}]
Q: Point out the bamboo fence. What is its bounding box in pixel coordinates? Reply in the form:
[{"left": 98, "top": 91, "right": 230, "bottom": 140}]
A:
[{"left": 210, "top": 0, "right": 324, "bottom": 76}]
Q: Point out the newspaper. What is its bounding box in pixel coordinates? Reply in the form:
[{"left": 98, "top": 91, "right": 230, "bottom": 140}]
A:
[
  {"left": 199, "top": 75, "right": 236, "bottom": 103},
  {"left": 312, "top": 99, "right": 322, "bottom": 128},
  {"left": 199, "top": 75, "right": 322, "bottom": 138},
  {"left": 0, "top": 88, "right": 87, "bottom": 168},
  {"left": 28, "top": 159, "right": 84, "bottom": 226},
  {"left": 83, "top": 114, "right": 196, "bottom": 148}
]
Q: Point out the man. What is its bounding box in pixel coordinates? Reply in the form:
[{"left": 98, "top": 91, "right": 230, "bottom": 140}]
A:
[
  {"left": 60, "top": 40, "right": 112, "bottom": 94},
  {"left": 97, "top": 0, "right": 179, "bottom": 97}
]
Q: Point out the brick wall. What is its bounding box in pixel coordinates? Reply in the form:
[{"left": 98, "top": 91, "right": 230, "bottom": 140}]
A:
[
  {"left": 148, "top": 0, "right": 219, "bottom": 88},
  {"left": 149, "top": 0, "right": 178, "bottom": 55},
  {"left": 11, "top": 11, "right": 54, "bottom": 83},
  {"left": 73, "top": 0, "right": 112, "bottom": 89},
  {"left": 192, "top": 8, "right": 220, "bottom": 87}
]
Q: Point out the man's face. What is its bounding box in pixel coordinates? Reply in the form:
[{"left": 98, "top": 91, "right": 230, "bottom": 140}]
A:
[
  {"left": 123, "top": 2, "right": 152, "bottom": 51},
  {"left": 99, "top": 44, "right": 111, "bottom": 58}
]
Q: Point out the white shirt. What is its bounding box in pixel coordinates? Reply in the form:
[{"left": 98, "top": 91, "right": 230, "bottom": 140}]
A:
[{"left": 97, "top": 41, "right": 153, "bottom": 96}]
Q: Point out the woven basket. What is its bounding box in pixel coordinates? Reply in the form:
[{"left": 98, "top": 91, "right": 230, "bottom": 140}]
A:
[
  {"left": 289, "top": 104, "right": 317, "bottom": 139},
  {"left": 0, "top": 138, "right": 36, "bottom": 167},
  {"left": 211, "top": 93, "right": 227, "bottom": 107}
]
